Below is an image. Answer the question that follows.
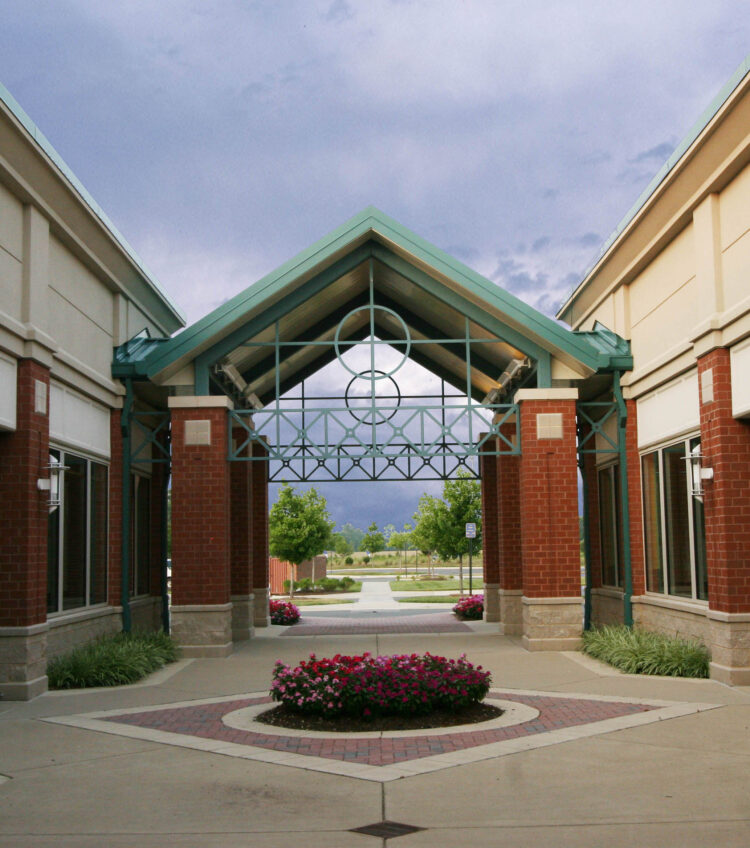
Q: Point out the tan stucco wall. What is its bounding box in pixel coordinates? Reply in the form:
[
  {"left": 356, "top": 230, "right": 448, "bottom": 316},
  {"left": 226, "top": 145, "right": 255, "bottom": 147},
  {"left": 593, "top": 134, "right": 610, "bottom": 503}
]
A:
[{"left": 0, "top": 181, "right": 23, "bottom": 323}]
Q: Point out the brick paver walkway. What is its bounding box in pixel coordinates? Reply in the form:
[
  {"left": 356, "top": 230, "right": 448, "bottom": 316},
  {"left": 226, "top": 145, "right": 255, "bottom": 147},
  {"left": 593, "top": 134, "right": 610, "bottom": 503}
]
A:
[
  {"left": 102, "top": 691, "right": 654, "bottom": 766},
  {"left": 283, "top": 612, "right": 472, "bottom": 636}
]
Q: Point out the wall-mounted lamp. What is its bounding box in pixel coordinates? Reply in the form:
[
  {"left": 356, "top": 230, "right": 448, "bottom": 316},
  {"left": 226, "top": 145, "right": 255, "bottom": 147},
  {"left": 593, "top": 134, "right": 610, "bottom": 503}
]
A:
[
  {"left": 38, "top": 453, "right": 68, "bottom": 512},
  {"left": 684, "top": 443, "right": 713, "bottom": 499}
]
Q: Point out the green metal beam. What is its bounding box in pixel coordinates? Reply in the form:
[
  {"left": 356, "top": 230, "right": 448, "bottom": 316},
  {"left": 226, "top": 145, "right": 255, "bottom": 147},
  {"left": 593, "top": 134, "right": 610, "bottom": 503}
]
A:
[
  {"left": 243, "top": 291, "right": 372, "bottom": 387},
  {"left": 371, "top": 293, "right": 502, "bottom": 385},
  {"left": 181, "top": 244, "right": 373, "bottom": 392},
  {"left": 370, "top": 245, "right": 556, "bottom": 384},
  {"left": 120, "top": 378, "right": 134, "bottom": 633},
  {"left": 613, "top": 372, "right": 633, "bottom": 628},
  {"left": 258, "top": 325, "right": 371, "bottom": 405}
]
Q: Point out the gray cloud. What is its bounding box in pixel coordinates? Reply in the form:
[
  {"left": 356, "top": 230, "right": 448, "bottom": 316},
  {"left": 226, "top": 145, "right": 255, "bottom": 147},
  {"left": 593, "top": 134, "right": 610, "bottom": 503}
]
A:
[
  {"left": 1, "top": 0, "right": 747, "bottom": 519},
  {"left": 629, "top": 141, "right": 675, "bottom": 164}
]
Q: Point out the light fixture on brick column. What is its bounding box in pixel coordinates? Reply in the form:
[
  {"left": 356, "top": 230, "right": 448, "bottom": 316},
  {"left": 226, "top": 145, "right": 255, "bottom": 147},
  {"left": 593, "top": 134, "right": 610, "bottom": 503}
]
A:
[
  {"left": 37, "top": 453, "right": 68, "bottom": 510},
  {"left": 684, "top": 442, "right": 713, "bottom": 498}
]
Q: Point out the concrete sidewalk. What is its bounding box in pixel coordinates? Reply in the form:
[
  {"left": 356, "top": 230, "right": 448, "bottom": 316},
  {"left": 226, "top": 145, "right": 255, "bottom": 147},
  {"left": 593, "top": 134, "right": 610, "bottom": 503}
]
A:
[{"left": 1, "top": 630, "right": 749, "bottom": 847}]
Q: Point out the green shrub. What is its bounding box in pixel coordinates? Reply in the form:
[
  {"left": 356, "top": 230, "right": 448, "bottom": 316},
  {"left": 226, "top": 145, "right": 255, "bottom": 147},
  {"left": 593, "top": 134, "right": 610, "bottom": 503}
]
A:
[
  {"left": 581, "top": 625, "right": 710, "bottom": 678},
  {"left": 344, "top": 556, "right": 354, "bottom": 565},
  {"left": 340, "top": 576, "right": 355, "bottom": 588},
  {"left": 295, "top": 577, "right": 313, "bottom": 592},
  {"left": 47, "top": 630, "right": 177, "bottom": 690},
  {"left": 363, "top": 555, "right": 370, "bottom": 564}
]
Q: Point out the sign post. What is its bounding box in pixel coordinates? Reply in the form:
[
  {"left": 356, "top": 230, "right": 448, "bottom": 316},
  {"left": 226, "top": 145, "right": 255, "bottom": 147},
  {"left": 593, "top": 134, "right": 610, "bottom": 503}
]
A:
[{"left": 465, "top": 523, "right": 477, "bottom": 595}]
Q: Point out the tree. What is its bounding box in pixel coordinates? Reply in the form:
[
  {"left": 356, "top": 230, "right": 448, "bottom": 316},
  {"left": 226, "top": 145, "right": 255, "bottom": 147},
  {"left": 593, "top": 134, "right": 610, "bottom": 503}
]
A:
[
  {"left": 388, "top": 523, "right": 413, "bottom": 571},
  {"left": 269, "top": 484, "right": 334, "bottom": 595},
  {"left": 411, "top": 471, "right": 482, "bottom": 564},
  {"left": 331, "top": 532, "right": 353, "bottom": 558},
  {"left": 382, "top": 523, "right": 397, "bottom": 548},
  {"left": 338, "top": 522, "right": 365, "bottom": 552},
  {"left": 361, "top": 521, "right": 385, "bottom": 554},
  {"left": 441, "top": 471, "right": 483, "bottom": 562}
]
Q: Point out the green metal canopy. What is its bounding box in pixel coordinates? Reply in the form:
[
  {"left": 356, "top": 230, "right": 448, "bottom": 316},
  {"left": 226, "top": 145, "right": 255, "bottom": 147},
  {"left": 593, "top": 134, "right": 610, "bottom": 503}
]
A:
[{"left": 114, "top": 207, "right": 631, "bottom": 403}]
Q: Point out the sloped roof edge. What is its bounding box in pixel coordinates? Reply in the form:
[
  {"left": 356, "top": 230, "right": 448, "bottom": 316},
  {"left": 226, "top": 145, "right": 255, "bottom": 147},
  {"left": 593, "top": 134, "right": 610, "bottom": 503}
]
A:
[
  {"left": 557, "top": 51, "right": 750, "bottom": 319},
  {"left": 140, "top": 206, "right": 610, "bottom": 380}
]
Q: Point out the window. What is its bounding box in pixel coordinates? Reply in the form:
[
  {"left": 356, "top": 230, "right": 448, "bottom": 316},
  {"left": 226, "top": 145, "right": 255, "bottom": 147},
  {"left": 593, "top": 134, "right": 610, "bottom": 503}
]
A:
[
  {"left": 641, "top": 436, "right": 708, "bottom": 601},
  {"left": 598, "top": 464, "right": 622, "bottom": 587},
  {"left": 47, "top": 449, "right": 108, "bottom": 613}
]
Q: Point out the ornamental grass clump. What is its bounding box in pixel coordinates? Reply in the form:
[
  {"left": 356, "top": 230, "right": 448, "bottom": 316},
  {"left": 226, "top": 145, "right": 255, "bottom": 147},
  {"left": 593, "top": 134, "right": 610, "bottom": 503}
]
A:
[
  {"left": 269, "top": 599, "right": 300, "bottom": 625},
  {"left": 47, "top": 630, "right": 177, "bottom": 689},
  {"left": 453, "top": 594, "right": 484, "bottom": 620},
  {"left": 270, "top": 652, "right": 491, "bottom": 719},
  {"left": 581, "top": 625, "right": 710, "bottom": 678}
]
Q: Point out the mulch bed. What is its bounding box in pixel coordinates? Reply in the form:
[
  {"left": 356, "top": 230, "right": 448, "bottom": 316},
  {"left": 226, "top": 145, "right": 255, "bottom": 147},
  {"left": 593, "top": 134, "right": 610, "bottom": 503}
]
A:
[{"left": 255, "top": 701, "right": 504, "bottom": 732}]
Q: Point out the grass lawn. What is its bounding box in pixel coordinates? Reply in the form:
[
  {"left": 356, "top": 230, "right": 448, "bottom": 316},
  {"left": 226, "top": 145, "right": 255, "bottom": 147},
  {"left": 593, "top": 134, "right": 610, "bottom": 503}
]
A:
[
  {"left": 390, "top": 578, "right": 462, "bottom": 591},
  {"left": 329, "top": 568, "right": 400, "bottom": 575},
  {"left": 395, "top": 595, "right": 462, "bottom": 604},
  {"left": 291, "top": 597, "right": 357, "bottom": 606}
]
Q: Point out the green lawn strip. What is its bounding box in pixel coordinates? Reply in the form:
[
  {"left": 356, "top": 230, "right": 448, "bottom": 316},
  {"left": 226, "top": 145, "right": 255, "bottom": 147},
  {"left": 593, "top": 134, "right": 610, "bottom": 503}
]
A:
[
  {"left": 581, "top": 625, "right": 710, "bottom": 678},
  {"left": 292, "top": 597, "right": 357, "bottom": 606},
  {"left": 329, "top": 569, "right": 401, "bottom": 575},
  {"left": 395, "top": 595, "right": 462, "bottom": 604},
  {"left": 47, "top": 630, "right": 177, "bottom": 689},
  {"left": 390, "top": 578, "right": 462, "bottom": 591},
  {"left": 292, "top": 581, "right": 362, "bottom": 593}
]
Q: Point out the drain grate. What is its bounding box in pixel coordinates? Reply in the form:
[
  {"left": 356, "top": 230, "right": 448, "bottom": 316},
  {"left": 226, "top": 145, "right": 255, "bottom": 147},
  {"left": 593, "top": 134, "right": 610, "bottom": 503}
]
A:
[{"left": 350, "top": 820, "right": 425, "bottom": 839}]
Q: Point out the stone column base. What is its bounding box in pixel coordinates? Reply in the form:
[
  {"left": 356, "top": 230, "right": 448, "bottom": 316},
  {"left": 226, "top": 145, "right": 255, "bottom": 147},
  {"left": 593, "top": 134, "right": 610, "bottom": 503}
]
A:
[
  {"left": 483, "top": 584, "right": 500, "bottom": 622},
  {"left": 498, "top": 589, "right": 523, "bottom": 635},
  {"left": 708, "top": 614, "right": 750, "bottom": 685},
  {"left": 231, "top": 594, "right": 255, "bottom": 642},
  {"left": 253, "top": 586, "right": 270, "bottom": 627},
  {"left": 521, "top": 596, "right": 583, "bottom": 651},
  {"left": 171, "top": 604, "right": 233, "bottom": 657},
  {"left": 0, "top": 623, "right": 49, "bottom": 700}
]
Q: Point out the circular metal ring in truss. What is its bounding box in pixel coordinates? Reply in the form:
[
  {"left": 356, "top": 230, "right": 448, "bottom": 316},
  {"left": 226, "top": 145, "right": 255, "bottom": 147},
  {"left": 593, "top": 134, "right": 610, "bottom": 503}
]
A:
[
  {"left": 344, "top": 370, "right": 402, "bottom": 425},
  {"left": 333, "top": 304, "right": 411, "bottom": 379}
]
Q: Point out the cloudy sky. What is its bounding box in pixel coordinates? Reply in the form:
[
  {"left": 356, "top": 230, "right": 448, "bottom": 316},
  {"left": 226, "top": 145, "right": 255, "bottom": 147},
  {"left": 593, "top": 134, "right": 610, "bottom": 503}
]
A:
[{"left": 2, "top": 1, "right": 748, "bottom": 533}]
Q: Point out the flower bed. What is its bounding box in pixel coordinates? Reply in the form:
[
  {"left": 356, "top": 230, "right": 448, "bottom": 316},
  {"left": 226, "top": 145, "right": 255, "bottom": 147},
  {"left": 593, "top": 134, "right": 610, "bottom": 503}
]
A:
[
  {"left": 269, "top": 599, "right": 300, "bottom": 625},
  {"left": 270, "top": 652, "right": 491, "bottom": 718},
  {"left": 453, "top": 594, "right": 484, "bottom": 620}
]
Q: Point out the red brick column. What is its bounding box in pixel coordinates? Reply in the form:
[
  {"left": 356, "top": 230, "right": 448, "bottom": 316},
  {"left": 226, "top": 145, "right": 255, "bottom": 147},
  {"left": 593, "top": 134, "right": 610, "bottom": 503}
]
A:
[
  {"left": 517, "top": 390, "right": 582, "bottom": 650},
  {"left": 697, "top": 349, "right": 750, "bottom": 684},
  {"left": 624, "top": 400, "right": 646, "bottom": 599},
  {"left": 251, "top": 439, "right": 269, "bottom": 627},
  {"left": 0, "top": 359, "right": 50, "bottom": 698},
  {"left": 230, "top": 429, "right": 253, "bottom": 640},
  {"left": 496, "top": 421, "right": 522, "bottom": 633},
  {"left": 168, "top": 398, "right": 233, "bottom": 656},
  {"left": 479, "top": 434, "right": 500, "bottom": 623}
]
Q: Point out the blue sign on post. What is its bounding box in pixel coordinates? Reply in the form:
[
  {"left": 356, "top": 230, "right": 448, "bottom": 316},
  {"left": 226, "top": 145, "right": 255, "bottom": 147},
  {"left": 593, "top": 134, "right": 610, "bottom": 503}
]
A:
[{"left": 465, "top": 522, "right": 476, "bottom": 539}]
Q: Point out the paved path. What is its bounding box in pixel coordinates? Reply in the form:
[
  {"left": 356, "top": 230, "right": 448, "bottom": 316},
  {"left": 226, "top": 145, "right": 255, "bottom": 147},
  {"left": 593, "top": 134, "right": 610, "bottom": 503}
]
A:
[
  {"left": 288, "top": 575, "right": 477, "bottom": 635},
  {"left": 2, "top": 634, "right": 750, "bottom": 846}
]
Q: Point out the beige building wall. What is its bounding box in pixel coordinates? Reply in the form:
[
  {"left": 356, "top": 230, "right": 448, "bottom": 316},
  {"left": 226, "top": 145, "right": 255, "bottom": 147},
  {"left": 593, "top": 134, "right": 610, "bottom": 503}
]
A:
[{"left": 560, "top": 72, "right": 750, "bottom": 673}]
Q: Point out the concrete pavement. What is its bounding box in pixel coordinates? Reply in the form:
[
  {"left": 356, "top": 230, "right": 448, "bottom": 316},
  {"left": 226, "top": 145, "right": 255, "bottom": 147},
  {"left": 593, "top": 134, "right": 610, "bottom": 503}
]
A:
[{"left": 1, "top": 620, "right": 750, "bottom": 846}]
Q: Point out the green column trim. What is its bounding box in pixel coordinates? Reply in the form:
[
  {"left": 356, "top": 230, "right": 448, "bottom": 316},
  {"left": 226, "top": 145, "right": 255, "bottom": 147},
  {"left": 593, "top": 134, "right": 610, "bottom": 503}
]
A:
[
  {"left": 120, "top": 378, "right": 134, "bottom": 633},
  {"left": 613, "top": 371, "right": 634, "bottom": 627}
]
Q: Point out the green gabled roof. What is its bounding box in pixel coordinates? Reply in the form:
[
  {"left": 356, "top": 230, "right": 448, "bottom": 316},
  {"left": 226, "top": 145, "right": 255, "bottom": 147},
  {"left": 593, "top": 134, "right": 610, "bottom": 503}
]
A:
[{"left": 132, "top": 207, "right": 621, "bottom": 387}]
